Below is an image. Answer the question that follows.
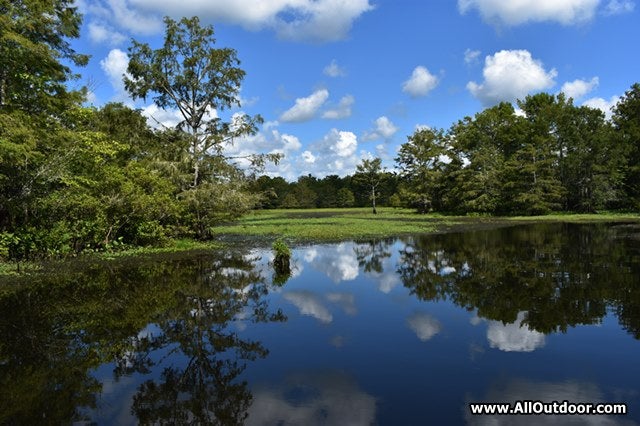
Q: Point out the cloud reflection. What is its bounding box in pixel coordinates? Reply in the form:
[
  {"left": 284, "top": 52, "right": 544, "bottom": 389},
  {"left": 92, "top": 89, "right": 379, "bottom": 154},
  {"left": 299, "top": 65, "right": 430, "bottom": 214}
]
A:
[
  {"left": 326, "top": 292, "right": 357, "bottom": 315},
  {"left": 486, "top": 311, "right": 545, "bottom": 352},
  {"left": 284, "top": 291, "right": 333, "bottom": 323},
  {"left": 302, "top": 244, "right": 359, "bottom": 283},
  {"left": 246, "top": 372, "right": 377, "bottom": 426},
  {"left": 407, "top": 312, "right": 442, "bottom": 341}
]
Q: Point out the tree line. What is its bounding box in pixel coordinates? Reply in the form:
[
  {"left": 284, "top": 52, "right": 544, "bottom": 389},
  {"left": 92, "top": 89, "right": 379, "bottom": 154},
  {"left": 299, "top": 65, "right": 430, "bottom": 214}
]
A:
[{"left": 251, "top": 86, "right": 640, "bottom": 216}]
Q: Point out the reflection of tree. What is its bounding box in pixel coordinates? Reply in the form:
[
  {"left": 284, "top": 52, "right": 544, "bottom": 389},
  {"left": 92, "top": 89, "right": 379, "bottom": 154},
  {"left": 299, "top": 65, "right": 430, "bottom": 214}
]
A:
[
  {"left": 130, "top": 254, "right": 286, "bottom": 425},
  {"left": 397, "top": 223, "right": 640, "bottom": 337},
  {"left": 354, "top": 238, "right": 394, "bottom": 274},
  {"left": 0, "top": 284, "right": 101, "bottom": 424},
  {"left": 0, "top": 250, "right": 284, "bottom": 424}
]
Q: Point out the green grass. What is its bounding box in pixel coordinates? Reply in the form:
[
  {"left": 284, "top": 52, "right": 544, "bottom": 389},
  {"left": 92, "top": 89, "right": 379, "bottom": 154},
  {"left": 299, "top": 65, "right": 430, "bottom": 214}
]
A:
[
  {"left": 211, "top": 207, "right": 640, "bottom": 243},
  {"left": 210, "top": 207, "right": 466, "bottom": 242},
  {"left": 93, "top": 239, "right": 224, "bottom": 260}
]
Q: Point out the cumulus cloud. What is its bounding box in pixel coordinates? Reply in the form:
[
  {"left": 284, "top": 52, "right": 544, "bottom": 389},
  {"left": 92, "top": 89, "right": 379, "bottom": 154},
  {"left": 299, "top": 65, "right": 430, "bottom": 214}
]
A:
[
  {"left": 464, "top": 48, "right": 481, "bottom": 65},
  {"left": 322, "top": 95, "right": 355, "bottom": 119},
  {"left": 582, "top": 95, "right": 620, "bottom": 119},
  {"left": 101, "top": 0, "right": 163, "bottom": 35},
  {"left": 407, "top": 312, "right": 442, "bottom": 341},
  {"left": 362, "top": 116, "right": 398, "bottom": 141},
  {"left": 604, "top": 0, "right": 635, "bottom": 15},
  {"left": 284, "top": 291, "right": 333, "bottom": 323},
  {"left": 128, "top": 0, "right": 374, "bottom": 42},
  {"left": 260, "top": 128, "right": 371, "bottom": 179},
  {"left": 88, "top": 21, "right": 127, "bottom": 45},
  {"left": 402, "top": 66, "right": 439, "bottom": 97},
  {"left": 467, "top": 50, "right": 557, "bottom": 106},
  {"left": 486, "top": 311, "right": 546, "bottom": 352},
  {"left": 302, "top": 150, "right": 316, "bottom": 164},
  {"left": 458, "top": 0, "right": 600, "bottom": 26},
  {"left": 324, "top": 59, "right": 347, "bottom": 77},
  {"left": 141, "top": 104, "right": 186, "bottom": 129},
  {"left": 560, "top": 77, "right": 599, "bottom": 100},
  {"left": 100, "top": 48, "right": 131, "bottom": 101},
  {"left": 280, "top": 89, "right": 329, "bottom": 122}
]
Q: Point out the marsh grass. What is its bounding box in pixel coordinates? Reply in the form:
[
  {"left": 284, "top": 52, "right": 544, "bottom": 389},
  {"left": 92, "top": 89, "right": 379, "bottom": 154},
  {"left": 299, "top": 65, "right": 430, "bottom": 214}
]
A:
[
  {"left": 211, "top": 208, "right": 464, "bottom": 241},
  {"left": 211, "top": 208, "right": 640, "bottom": 242}
]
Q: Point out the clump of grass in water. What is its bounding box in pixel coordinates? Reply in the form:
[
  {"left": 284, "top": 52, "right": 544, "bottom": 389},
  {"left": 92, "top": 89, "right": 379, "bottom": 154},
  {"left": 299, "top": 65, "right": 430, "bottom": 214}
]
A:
[{"left": 272, "top": 238, "right": 291, "bottom": 284}]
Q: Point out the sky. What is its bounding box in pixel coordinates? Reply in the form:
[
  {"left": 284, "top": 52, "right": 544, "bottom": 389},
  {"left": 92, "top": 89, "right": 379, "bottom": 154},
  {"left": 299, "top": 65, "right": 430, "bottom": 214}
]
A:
[{"left": 70, "top": 0, "right": 640, "bottom": 180}]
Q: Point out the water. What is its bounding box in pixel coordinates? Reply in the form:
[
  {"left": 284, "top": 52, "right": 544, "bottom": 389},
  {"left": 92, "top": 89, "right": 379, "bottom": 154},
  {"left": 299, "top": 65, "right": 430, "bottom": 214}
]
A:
[{"left": 1, "top": 223, "right": 639, "bottom": 425}]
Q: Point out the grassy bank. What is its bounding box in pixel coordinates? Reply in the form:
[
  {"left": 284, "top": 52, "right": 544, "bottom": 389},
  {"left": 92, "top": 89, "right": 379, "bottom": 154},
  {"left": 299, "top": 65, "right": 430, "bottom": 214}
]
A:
[
  {"left": 0, "top": 239, "right": 224, "bottom": 278},
  {"left": 210, "top": 208, "right": 640, "bottom": 243},
  {"left": 3, "top": 208, "right": 639, "bottom": 277}
]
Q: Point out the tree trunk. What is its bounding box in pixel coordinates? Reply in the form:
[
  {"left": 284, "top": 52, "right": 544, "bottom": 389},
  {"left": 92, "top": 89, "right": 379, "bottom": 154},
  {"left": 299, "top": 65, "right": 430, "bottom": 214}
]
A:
[{"left": 372, "top": 186, "right": 377, "bottom": 214}]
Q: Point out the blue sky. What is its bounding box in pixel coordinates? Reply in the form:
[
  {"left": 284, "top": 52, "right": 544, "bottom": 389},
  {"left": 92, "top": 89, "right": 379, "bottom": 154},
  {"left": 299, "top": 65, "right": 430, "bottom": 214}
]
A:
[{"left": 71, "top": 0, "right": 639, "bottom": 180}]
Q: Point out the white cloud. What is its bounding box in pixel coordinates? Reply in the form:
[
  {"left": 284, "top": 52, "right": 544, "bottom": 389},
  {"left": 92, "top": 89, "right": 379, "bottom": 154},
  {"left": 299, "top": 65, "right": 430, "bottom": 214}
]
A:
[
  {"left": 220, "top": 119, "right": 302, "bottom": 173},
  {"left": 141, "top": 104, "right": 185, "bottom": 129},
  {"left": 582, "top": 95, "right": 620, "bottom": 119},
  {"left": 280, "top": 89, "right": 329, "bottom": 122},
  {"left": 362, "top": 116, "right": 398, "bottom": 141},
  {"left": 306, "top": 243, "right": 359, "bottom": 283},
  {"left": 560, "top": 77, "right": 599, "bottom": 100},
  {"left": 106, "top": 0, "right": 163, "bottom": 34},
  {"left": 324, "top": 59, "right": 347, "bottom": 77},
  {"left": 261, "top": 128, "right": 370, "bottom": 179},
  {"left": 464, "top": 48, "right": 481, "bottom": 65},
  {"left": 326, "top": 292, "right": 357, "bottom": 315},
  {"left": 458, "top": 0, "right": 600, "bottom": 26},
  {"left": 327, "top": 129, "right": 358, "bottom": 157},
  {"left": 407, "top": 312, "right": 442, "bottom": 341},
  {"left": 302, "top": 150, "right": 316, "bottom": 164},
  {"left": 402, "top": 66, "right": 439, "bottom": 97},
  {"left": 377, "top": 273, "right": 401, "bottom": 294},
  {"left": 604, "top": 0, "right": 635, "bottom": 14},
  {"left": 486, "top": 311, "right": 546, "bottom": 352},
  {"left": 284, "top": 291, "right": 333, "bottom": 323},
  {"left": 467, "top": 50, "right": 557, "bottom": 106},
  {"left": 322, "top": 95, "right": 355, "bottom": 119},
  {"left": 88, "top": 21, "right": 127, "bottom": 45},
  {"left": 247, "top": 373, "right": 377, "bottom": 426},
  {"left": 128, "top": 0, "right": 374, "bottom": 42},
  {"left": 100, "top": 48, "right": 131, "bottom": 101}
]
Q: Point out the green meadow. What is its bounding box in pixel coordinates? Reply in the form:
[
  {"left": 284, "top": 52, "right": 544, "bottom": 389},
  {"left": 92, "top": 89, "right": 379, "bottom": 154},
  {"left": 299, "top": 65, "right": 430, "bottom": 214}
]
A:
[{"left": 209, "top": 208, "right": 640, "bottom": 243}]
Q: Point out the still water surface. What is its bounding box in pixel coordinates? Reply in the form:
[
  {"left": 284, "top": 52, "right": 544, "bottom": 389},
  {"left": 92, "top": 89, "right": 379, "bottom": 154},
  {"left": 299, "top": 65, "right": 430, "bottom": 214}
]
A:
[{"left": 1, "top": 223, "right": 639, "bottom": 425}]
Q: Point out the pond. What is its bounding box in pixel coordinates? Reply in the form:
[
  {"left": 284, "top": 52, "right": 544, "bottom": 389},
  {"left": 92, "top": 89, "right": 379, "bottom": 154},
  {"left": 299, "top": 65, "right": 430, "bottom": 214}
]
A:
[{"left": 1, "top": 223, "right": 639, "bottom": 425}]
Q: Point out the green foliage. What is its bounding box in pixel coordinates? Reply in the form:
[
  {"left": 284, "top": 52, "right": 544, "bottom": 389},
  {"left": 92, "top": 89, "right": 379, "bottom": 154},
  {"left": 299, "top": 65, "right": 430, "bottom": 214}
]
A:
[
  {"left": 336, "top": 188, "right": 356, "bottom": 207},
  {"left": 0, "top": 0, "right": 88, "bottom": 115},
  {"left": 396, "top": 128, "right": 448, "bottom": 213},
  {"left": 613, "top": 83, "right": 640, "bottom": 208},
  {"left": 272, "top": 238, "right": 291, "bottom": 258},
  {"left": 354, "top": 158, "right": 384, "bottom": 214}
]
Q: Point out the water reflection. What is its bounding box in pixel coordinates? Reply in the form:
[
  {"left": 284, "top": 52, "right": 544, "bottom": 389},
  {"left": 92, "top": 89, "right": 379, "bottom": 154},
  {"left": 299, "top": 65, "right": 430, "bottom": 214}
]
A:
[
  {"left": 398, "top": 223, "right": 640, "bottom": 337},
  {"left": 246, "top": 372, "right": 377, "bottom": 426},
  {"left": 407, "top": 312, "right": 442, "bottom": 342},
  {"left": 0, "top": 250, "right": 285, "bottom": 425},
  {"left": 484, "top": 311, "right": 546, "bottom": 352},
  {"left": 1, "top": 223, "right": 639, "bottom": 424},
  {"left": 284, "top": 291, "right": 333, "bottom": 323}
]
